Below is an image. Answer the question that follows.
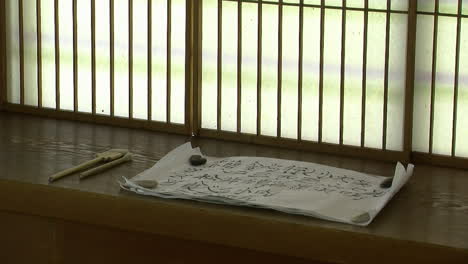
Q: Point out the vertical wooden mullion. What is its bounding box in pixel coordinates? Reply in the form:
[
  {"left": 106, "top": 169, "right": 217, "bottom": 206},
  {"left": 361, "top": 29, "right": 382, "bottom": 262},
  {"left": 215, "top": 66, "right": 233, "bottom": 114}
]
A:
[
  {"left": 192, "top": 0, "right": 203, "bottom": 135},
  {"left": 451, "top": 0, "right": 462, "bottom": 157},
  {"left": 36, "top": 0, "right": 43, "bottom": 108},
  {"left": 298, "top": 0, "right": 304, "bottom": 141},
  {"left": 237, "top": 0, "right": 242, "bottom": 133},
  {"left": 73, "top": 0, "right": 78, "bottom": 112},
  {"left": 360, "top": 0, "right": 368, "bottom": 147},
  {"left": 404, "top": 0, "right": 417, "bottom": 160},
  {"left": 382, "top": 0, "right": 391, "bottom": 150},
  {"left": 110, "top": 0, "right": 115, "bottom": 117},
  {"left": 318, "top": 0, "right": 324, "bottom": 143},
  {"left": 147, "top": 0, "right": 152, "bottom": 121},
  {"left": 277, "top": 0, "right": 283, "bottom": 138},
  {"left": 339, "top": 0, "right": 346, "bottom": 145},
  {"left": 429, "top": 0, "right": 439, "bottom": 154},
  {"left": 91, "top": 0, "right": 96, "bottom": 115},
  {"left": 0, "top": 0, "right": 6, "bottom": 107},
  {"left": 167, "top": 0, "right": 172, "bottom": 123},
  {"left": 185, "top": 0, "right": 193, "bottom": 130},
  {"left": 217, "top": 0, "right": 222, "bottom": 131},
  {"left": 54, "top": 0, "right": 60, "bottom": 110},
  {"left": 129, "top": 0, "right": 133, "bottom": 119},
  {"left": 19, "top": 0, "right": 24, "bottom": 105},
  {"left": 256, "top": 0, "right": 262, "bottom": 136}
]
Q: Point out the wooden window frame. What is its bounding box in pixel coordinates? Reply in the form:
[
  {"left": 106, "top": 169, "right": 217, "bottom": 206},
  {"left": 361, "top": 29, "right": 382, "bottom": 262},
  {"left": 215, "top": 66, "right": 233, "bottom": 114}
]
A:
[{"left": 1, "top": 0, "right": 468, "bottom": 170}]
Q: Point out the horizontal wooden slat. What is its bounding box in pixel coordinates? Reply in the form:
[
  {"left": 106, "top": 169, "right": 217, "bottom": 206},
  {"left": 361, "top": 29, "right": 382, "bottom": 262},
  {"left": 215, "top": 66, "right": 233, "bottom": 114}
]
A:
[
  {"left": 412, "top": 152, "right": 468, "bottom": 170},
  {"left": 417, "top": 11, "right": 468, "bottom": 18},
  {"left": 222, "top": 0, "right": 409, "bottom": 14},
  {"left": 2, "top": 103, "right": 190, "bottom": 135},
  {"left": 199, "top": 128, "right": 408, "bottom": 163}
]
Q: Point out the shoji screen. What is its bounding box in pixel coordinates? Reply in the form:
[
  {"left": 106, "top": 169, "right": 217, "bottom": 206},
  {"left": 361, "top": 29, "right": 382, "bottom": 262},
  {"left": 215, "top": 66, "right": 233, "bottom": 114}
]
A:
[
  {"left": 200, "top": 0, "right": 411, "bottom": 161},
  {"left": 4, "top": 0, "right": 190, "bottom": 134},
  {"left": 413, "top": 0, "right": 468, "bottom": 163},
  {"left": 5, "top": 0, "right": 468, "bottom": 167}
]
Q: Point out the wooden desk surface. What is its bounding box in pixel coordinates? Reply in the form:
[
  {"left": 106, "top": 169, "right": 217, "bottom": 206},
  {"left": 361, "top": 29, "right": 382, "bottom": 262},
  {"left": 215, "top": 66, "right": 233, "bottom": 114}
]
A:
[{"left": 0, "top": 112, "right": 467, "bottom": 263}]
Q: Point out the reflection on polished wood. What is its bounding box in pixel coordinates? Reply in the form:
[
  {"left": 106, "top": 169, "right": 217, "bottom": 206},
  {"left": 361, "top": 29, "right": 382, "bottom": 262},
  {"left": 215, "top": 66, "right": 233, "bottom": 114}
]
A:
[{"left": 0, "top": 112, "right": 467, "bottom": 263}]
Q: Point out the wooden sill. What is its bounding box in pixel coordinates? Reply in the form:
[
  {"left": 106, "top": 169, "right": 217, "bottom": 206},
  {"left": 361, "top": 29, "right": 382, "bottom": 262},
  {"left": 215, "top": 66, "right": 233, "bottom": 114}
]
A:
[{"left": 0, "top": 112, "right": 467, "bottom": 263}]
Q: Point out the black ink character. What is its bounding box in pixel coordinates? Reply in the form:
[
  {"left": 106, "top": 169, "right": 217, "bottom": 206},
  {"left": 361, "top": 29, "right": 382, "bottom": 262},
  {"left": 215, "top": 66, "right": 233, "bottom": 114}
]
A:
[
  {"left": 160, "top": 178, "right": 179, "bottom": 186},
  {"left": 184, "top": 167, "right": 205, "bottom": 173},
  {"left": 194, "top": 173, "right": 217, "bottom": 181},
  {"left": 352, "top": 187, "right": 368, "bottom": 193},
  {"left": 338, "top": 175, "right": 354, "bottom": 184},
  {"left": 254, "top": 188, "right": 276, "bottom": 197},
  {"left": 249, "top": 171, "right": 271, "bottom": 177},
  {"left": 313, "top": 185, "right": 336, "bottom": 194},
  {"left": 180, "top": 182, "right": 205, "bottom": 194},
  {"left": 246, "top": 161, "right": 265, "bottom": 171},
  {"left": 289, "top": 184, "right": 313, "bottom": 191},
  {"left": 254, "top": 179, "right": 272, "bottom": 188},
  {"left": 310, "top": 170, "right": 331, "bottom": 181},
  {"left": 222, "top": 160, "right": 243, "bottom": 169},
  {"left": 352, "top": 179, "right": 372, "bottom": 188},
  {"left": 283, "top": 165, "right": 315, "bottom": 176},
  {"left": 233, "top": 187, "right": 254, "bottom": 195},
  {"left": 222, "top": 169, "right": 248, "bottom": 175},
  {"left": 201, "top": 181, "right": 231, "bottom": 194}
]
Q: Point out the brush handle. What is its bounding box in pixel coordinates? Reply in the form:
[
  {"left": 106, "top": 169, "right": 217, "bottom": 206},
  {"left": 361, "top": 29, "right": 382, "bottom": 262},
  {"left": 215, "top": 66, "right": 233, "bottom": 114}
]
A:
[
  {"left": 79, "top": 154, "right": 132, "bottom": 179},
  {"left": 49, "top": 157, "right": 104, "bottom": 182}
]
